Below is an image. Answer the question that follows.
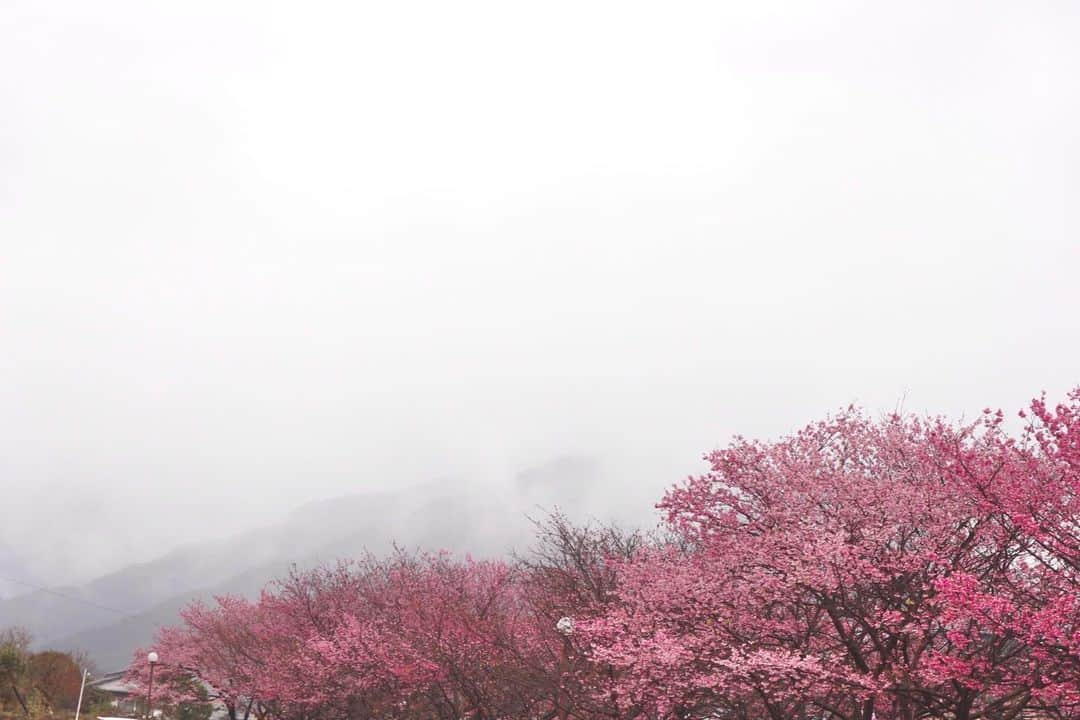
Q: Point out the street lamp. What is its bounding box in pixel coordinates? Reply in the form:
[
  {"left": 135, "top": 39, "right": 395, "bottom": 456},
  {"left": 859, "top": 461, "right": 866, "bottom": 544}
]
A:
[
  {"left": 554, "top": 618, "right": 574, "bottom": 720},
  {"left": 146, "top": 652, "right": 159, "bottom": 720}
]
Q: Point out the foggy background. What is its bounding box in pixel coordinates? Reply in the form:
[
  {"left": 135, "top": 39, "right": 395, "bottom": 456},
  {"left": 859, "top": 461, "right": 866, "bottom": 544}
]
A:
[{"left": 1, "top": 0, "right": 1077, "bottom": 613}]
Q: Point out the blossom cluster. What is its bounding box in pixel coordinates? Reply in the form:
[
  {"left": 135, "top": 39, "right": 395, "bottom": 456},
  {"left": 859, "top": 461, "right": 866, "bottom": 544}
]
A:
[{"left": 129, "top": 389, "right": 1080, "bottom": 720}]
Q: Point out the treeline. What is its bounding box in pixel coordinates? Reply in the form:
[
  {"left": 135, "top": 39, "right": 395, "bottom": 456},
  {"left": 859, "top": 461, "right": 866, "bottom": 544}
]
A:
[
  {"left": 126, "top": 389, "right": 1080, "bottom": 720},
  {"left": 0, "top": 628, "right": 86, "bottom": 719}
]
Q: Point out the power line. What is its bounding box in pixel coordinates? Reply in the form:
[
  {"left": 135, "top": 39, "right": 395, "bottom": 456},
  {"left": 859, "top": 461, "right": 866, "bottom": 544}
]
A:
[{"left": 0, "top": 574, "right": 137, "bottom": 618}]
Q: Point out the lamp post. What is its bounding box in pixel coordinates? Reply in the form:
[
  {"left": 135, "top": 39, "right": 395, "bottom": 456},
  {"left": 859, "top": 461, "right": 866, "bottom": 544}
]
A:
[
  {"left": 146, "top": 652, "right": 159, "bottom": 720},
  {"left": 555, "top": 618, "right": 574, "bottom": 720}
]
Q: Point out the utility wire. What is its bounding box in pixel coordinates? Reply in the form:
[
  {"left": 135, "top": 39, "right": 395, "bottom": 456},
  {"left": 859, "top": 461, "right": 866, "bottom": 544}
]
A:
[{"left": 0, "top": 574, "right": 137, "bottom": 618}]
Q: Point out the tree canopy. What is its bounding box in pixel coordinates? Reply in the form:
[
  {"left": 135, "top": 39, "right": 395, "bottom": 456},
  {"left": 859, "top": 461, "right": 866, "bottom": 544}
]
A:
[{"left": 128, "top": 389, "right": 1080, "bottom": 720}]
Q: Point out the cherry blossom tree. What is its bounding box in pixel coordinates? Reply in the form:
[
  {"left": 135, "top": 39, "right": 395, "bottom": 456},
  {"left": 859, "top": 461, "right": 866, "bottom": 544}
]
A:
[
  {"left": 134, "top": 554, "right": 557, "bottom": 720},
  {"left": 516, "top": 512, "right": 648, "bottom": 720},
  {"left": 934, "top": 390, "right": 1080, "bottom": 716},
  {"left": 126, "top": 596, "right": 267, "bottom": 720},
  {"left": 132, "top": 389, "right": 1080, "bottom": 720},
  {"left": 583, "top": 408, "right": 1046, "bottom": 720}
]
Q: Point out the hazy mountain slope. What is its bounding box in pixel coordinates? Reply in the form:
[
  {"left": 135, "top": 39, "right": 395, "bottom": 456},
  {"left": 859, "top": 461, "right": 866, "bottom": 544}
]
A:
[
  {"left": 49, "top": 562, "right": 279, "bottom": 671},
  {"left": 50, "top": 462, "right": 598, "bottom": 668},
  {"left": 0, "top": 489, "right": 412, "bottom": 644},
  {"left": 11, "top": 457, "right": 606, "bottom": 667}
]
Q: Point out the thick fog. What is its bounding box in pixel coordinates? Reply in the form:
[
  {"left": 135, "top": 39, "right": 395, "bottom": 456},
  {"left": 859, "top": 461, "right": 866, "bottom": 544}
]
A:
[{"left": 2, "top": 1, "right": 1078, "bottom": 595}]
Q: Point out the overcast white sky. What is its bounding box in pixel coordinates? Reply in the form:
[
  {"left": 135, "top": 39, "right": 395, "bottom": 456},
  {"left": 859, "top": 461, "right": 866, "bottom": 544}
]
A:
[{"left": 1, "top": 0, "right": 1078, "bottom": 588}]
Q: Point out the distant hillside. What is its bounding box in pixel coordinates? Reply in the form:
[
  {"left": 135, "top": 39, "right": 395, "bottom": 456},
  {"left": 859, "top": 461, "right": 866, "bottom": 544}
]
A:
[
  {"left": 0, "top": 489, "right": 408, "bottom": 644},
  {"left": 5, "top": 456, "right": 604, "bottom": 669},
  {"left": 47, "top": 557, "right": 297, "bottom": 670}
]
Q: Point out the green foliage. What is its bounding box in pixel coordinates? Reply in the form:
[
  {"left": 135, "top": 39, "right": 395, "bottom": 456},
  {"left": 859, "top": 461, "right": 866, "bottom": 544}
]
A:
[
  {"left": 1, "top": 627, "right": 90, "bottom": 719},
  {"left": 0, "top": 628, "right": 31, "bottom": 718},
  {"left": 171, "top": 696, "right": 213, "bottom": 720}
]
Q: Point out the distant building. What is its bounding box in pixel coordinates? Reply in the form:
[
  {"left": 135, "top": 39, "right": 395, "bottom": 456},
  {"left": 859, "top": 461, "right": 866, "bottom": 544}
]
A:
[
  {"left": 87, "top": 671, "right": 226, "bottom": 720},
  {"left": 86, "top": 672, "right": 142, "bottom": 718}
]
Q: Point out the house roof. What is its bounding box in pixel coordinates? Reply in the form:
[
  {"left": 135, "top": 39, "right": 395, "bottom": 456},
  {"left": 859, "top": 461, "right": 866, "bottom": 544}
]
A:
[{"left": 88, "top": 671, "right": 137, "bottom": 695}]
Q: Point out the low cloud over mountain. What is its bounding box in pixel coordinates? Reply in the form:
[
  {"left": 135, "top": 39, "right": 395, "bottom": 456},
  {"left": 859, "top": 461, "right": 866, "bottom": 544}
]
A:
[{"left": 3, "top": 457, "right": 635, "bottom": 669}]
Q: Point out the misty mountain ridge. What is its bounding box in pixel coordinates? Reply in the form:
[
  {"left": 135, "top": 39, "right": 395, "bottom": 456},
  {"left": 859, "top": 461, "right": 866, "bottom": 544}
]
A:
[{"left": 0, "top": 456, "right": 613, "bottom": 670}]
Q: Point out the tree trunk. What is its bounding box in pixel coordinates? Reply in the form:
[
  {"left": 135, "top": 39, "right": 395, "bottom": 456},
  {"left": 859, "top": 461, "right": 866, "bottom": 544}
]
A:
[
  {"left": 11, "top": 683, "right": 30, "bottom": 718},
  {"left": 955, "top": 693, "right": 974, "bottom": 720}
]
